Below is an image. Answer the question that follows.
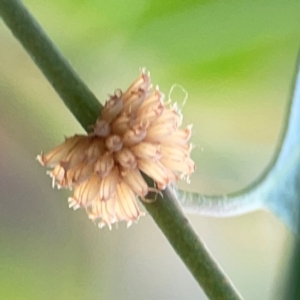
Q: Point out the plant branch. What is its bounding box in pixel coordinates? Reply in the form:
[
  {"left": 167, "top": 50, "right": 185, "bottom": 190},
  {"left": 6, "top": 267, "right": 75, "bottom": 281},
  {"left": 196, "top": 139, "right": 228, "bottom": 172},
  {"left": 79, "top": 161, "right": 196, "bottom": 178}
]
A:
[
  {"left": 0, "top": 0, "right": 243, "bottom": 299},
  {"left": 0, "top": 0, "right": 101, "bottom": 131},
  {"left": 143, "top": 182, "right": 243, "bottom": 300},
  {"left": 3, "top": 0, "right": 300, "bottom": 235},
  {"left": 177, "top": 187, "right": 262, "bottom": 217},
  {"left": 177, "top": 50, "right": 300, "bottom": 235}
]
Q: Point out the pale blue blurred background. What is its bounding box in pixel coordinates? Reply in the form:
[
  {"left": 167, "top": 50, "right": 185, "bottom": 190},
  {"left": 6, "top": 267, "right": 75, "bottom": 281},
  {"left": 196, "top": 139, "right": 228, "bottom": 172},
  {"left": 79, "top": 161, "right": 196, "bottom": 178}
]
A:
[{"left": 0, "top": 0, "right": 300, "bottom": 299}]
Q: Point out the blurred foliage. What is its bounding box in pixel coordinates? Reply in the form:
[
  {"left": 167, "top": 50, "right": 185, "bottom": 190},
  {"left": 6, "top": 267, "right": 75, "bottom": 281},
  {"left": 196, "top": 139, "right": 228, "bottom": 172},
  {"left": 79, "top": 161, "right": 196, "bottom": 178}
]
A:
[{"left": 0, "top": 0, "right": 300, "bottom": 299}]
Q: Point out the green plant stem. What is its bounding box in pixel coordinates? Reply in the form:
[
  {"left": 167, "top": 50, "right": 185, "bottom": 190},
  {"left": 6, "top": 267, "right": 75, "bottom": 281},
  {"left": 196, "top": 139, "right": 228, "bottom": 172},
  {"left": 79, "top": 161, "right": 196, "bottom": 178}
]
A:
[
  {"left": 177, "top": 50, "right": 300, "bottom": 235},
  {"left": 0, "top": 0, "right": 243, "bottom": 299},
  {"left": 3, "top": 0, "right": 299, "bottom": 297},
  {"left": 0, "top": 0, "right": 101, "bottom": 131},
  {"left": 143, "top": 181, "right": 242, "bottom": 300}
]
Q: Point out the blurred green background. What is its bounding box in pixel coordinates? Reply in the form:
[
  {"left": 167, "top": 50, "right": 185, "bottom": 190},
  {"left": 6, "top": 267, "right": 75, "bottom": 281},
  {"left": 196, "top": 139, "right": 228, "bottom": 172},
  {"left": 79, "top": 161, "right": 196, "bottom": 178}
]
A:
[{"left": 0, "top": 0, "right": 300, "bottom": 299}]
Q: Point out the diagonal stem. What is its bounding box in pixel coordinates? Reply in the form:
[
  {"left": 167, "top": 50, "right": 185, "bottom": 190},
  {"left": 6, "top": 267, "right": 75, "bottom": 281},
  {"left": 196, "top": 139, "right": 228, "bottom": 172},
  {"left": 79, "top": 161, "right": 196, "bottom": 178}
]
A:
[
  {"left": 0, "top": 0, "right": 101, "bottom": 131},
  {"left": 0, "top": 0, "right": 243, "bottom": 299},
  {"left": 143, "top": 182, "right": 243, "bottom": 300}
]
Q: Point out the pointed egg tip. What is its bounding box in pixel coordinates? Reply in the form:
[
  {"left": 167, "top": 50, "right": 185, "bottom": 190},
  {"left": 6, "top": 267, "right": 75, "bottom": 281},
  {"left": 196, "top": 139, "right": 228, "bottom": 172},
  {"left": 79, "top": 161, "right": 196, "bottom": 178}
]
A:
[
  {"left": 127, "top": 221, "right": 133, "bottom": 228},
  {"left": 98, "top": 222, "right": 106, "bottom": 229},
  {"left": 36, "top": 153, "right": 45, "bottom": 166}
]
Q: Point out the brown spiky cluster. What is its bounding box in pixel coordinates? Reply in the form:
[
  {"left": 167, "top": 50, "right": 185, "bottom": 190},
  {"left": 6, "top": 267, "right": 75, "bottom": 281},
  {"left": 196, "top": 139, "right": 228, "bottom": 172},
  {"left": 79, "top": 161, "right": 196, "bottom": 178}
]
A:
[{"left": 37, "top": 70, "right": 195, "bottom": 229}]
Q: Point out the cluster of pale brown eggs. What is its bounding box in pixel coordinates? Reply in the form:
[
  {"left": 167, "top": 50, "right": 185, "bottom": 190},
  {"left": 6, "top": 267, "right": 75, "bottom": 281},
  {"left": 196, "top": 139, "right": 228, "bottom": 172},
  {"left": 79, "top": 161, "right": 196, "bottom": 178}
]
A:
[{"left": 37, "top": 70, "right": 195, "bottom": 229}]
